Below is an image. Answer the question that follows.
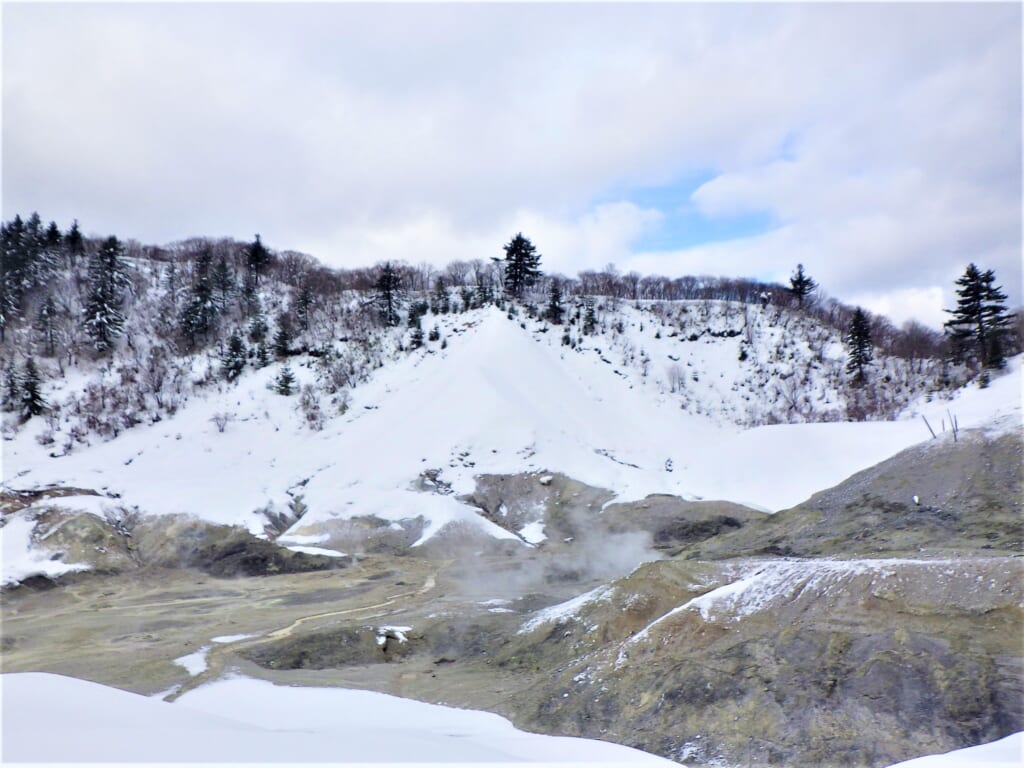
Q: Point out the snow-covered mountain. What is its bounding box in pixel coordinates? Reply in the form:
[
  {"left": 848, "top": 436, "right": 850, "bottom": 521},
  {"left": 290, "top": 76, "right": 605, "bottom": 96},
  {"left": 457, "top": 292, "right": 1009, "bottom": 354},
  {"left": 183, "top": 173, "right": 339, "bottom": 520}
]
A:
[
  {"left": 3, "top": 298, "right": 1021, "bottom": 581},
  {"left": 2, "top": 232, "right": 1021, "bottom": 768}
]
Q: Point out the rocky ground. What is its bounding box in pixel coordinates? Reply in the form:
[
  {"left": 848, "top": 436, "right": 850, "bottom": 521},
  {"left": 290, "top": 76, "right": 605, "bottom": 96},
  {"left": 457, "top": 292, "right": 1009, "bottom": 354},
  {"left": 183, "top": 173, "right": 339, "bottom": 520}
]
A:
[{"left": 1, "top": 428, "right": 1021, "bottom": 767}]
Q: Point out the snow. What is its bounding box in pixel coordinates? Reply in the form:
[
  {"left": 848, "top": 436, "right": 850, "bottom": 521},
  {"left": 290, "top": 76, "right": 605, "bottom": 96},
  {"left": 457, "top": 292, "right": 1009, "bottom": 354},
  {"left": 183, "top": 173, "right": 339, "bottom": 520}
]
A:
[
  {"left": 172, "top": 647, "right": 209, "bottom": 676},
  {"left": 0, "top": 513, "right": 91, "bottom": 587},
  {"left": 3, "top": 309, "right": 1021, "bottom": 582},
  {"left": 0, "top": 672, "right": 675, "bottom": 764},
  {"left": 627, "top": 557, "right": 1018, "bottom": 644},
  {"left": 519, "top": 585, "right": 614, "bottom": 634},
  {"left": 883, "top": 732, "right": 1023, "bottom": 768},
  {"left": 283, "top": 544, "right": 347, "bottom": 557},
  {"left": 519, "top": 520, "right": 547, "bottom": 544},
  {"left": 376, "top": 625, "right": 413, "bottom": 646},
  {"left": 211, "top": 633, "right": 256, "bottom": 643}
]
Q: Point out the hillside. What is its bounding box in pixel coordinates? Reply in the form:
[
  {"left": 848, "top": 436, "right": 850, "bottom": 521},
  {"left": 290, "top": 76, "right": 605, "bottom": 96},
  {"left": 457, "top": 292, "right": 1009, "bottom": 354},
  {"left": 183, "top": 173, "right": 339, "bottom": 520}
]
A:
[{"left": 1, "top": 228, "right": 1021, "bottom": 768}]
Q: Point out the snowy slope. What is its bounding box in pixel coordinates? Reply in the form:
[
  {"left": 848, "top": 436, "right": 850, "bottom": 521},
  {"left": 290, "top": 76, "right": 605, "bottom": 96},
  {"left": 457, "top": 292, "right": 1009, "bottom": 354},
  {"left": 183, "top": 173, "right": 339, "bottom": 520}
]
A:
[
  {"left": 0, "top": 672, "right": 674, "bottom": 764},
  {"left": 4, "top": 310, "right": 1021, "bottom": 534},
  {"left": 3, "top": 308, "right": 1020, "bottom": 577}
]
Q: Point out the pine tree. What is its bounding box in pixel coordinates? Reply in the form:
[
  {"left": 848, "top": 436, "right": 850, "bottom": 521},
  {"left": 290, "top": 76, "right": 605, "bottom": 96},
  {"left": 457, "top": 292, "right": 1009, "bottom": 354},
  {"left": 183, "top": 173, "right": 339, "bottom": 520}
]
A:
[
  {"left": 432, "top": 277, "right": 450, "bottom": 314},
  {"left": 65, "top": 219, "right": 85, "bottom": 268},
  {"left": 944, "top": 264, "right": 1012, "bottom": 369},
  {"left": 254, "top": 341, "right": 271, "bottom": 368},
  {"left": 582, "top": 298, "right": 597, "bottom": 335},
  {"left": 34, "top": 295, "right": 60, "bottom": 356},
  {"left": 212, "top": 256, "right": 234, "bottom": 311},
  {"left": 83, "top": 235, "right": 129, "bottom": 353},
  {"left": 1, "top": 215, "right": 28, "bottom": 340},
  {"left": 374, "top": 262, "right": 403, "bottom": 327},
  {"left": 2, "top": 359, "right": 20, "bottom": 412},
  {"left": 246, "top": 234, "right": 271, "bottom": 287},
  {"left": 275, "top": 364, "right": 296, "bottom": 395},
  {"left": 20, "top": 357, "right": 46, "bottom": 419},
  {"left": 248, "top": 310, "right": 269, "bottom": 343},
  {"left": 294, "top": 284, "right": 313, "bottom": 331},
  {"left": 409, "top": 321, "right": 424, "bottom": 350},
  {"left": 788, "top": 264, "right": 817, "bottom": 308},
  {"left": 179, "top": 247, "right": 217, "bottom": 345},
  {"left": 545, "top": 279, "right": 565, "bottom": 325},
  {"left": 162, "top": 259, "right": 180, "bottom": 311},
  {"left": 845, "top": 307, "right": 873, "bottom": 386},
  {"left": 503, "top": 233, "right": 542, "bottom": 299},
  {"left": 220, "top": 330, "right": 247, "bottom": 382},
  {"left": 273, "top": 312, "right": 292, "bottom": 358}
]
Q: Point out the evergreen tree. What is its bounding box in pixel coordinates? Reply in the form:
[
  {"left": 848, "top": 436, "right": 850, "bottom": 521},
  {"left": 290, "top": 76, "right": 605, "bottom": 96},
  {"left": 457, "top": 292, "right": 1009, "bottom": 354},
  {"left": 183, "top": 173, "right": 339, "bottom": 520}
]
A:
[
  {"left": 273, "top": 312, "right": 292, "bottom": 358},
  {"left": 19, "top": 357, "right": 46, "bottom": 419},
  {"left": 1, "top": 215, "right": 28, "bottom": 340},
  {"left": 246, "top": 234, "right": 271, "bottom": 287},
  {"left": 275, "top": 364, "right": 296, "bottom": 395},
  {"left": 45, "top": 221, "right": 62, "bottom": 251},
  {"left": 212, "top": 256, "right": 235, "bottom": 311},
  {"left": 241, "top": 268, "right": 260, "bottom": 317},
  {"left": 582, "top": 298, "right": 597, "bottom": 335},
  {"left": 65, "top": 219, "right": 85, "bottom": 269},
  {"left": 845, "top": 307, "right": 873, "bottom": 385},
  {"left": 34, "top": 295, "right": 60, "bottom": 356},
  {"left": 503, "top": 233, "right": 542, "bottom": 299},
  {"left": 83, "top": 235, "right": 129, "bottom": 352},
  {"left": 220, "top": 330, "right": 247, "bottom": 382},
  {"left": 163, "top": 259, "right": 181, "bottom": 311},
  {"left": 2, "top": 359, "right": 20, "bottom": 412},
  {"left": 374, "top": 262, "right": 403, "bottom": 327},
  {"left": 544, "top": 279, "right": 565, "bottom": 325},
  {"left": 407, "top": 299, "right": 428, "bottom": 329},
  {"left": 432, "top": 277, "right": 450, "bottom": 314},
  {"left": 944, "top": 263, "right": 1012, "bottom": 369},
  {"left": 254, "top": 341, "right": 271, "bottom": 368},
  {"left": 788, "top": 263, "right": 817, "bottom": 308},
  {"left": 409, "top": 321, "right": 424, "bottom": 350},
  {"left": 294, "top": 284, "right": 313, "bottom": 331},
  {"left": 248, "top": 309, "right": 269, "bottom": 343},
  {"left": 179, "top": 247, "right": 217, "bottom": 346}
]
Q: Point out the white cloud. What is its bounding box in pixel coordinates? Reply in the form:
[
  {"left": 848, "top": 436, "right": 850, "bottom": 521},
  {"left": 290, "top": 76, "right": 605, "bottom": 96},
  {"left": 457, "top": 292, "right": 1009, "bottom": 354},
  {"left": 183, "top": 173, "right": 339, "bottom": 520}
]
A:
[{"left": 2, "top": 3, "right": 1019, "bottom": 325}]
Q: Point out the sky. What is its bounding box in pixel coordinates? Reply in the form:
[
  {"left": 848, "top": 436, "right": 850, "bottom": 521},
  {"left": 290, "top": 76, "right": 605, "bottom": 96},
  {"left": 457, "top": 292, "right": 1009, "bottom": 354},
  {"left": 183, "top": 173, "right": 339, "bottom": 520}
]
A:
[{"left": 3, "top": 2, "right": 1021, "bottom": 329}]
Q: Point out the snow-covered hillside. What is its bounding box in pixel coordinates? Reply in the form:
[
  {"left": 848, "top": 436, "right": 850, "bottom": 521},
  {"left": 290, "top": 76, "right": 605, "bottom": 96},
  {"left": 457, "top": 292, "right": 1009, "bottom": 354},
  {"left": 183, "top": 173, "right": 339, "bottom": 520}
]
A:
[{"left": 3, "top": 302, "right": 1021, "bottom": 583}]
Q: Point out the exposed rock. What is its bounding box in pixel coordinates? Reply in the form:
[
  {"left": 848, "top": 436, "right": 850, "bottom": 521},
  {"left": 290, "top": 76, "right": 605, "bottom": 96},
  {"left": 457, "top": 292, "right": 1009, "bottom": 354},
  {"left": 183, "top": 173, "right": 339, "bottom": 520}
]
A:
[
  {"left": 133, "top": 515, "right": 348, "bottom": 577},
  {"left": 690, "top": 430, "right": 1024, "bottom": 559}
]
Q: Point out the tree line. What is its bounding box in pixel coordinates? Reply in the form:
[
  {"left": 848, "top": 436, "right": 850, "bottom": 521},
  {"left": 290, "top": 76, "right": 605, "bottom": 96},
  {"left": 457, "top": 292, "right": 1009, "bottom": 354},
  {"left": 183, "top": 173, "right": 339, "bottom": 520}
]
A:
[{"left": 2, "top": 214, "right": 1018, "bottom": 413}]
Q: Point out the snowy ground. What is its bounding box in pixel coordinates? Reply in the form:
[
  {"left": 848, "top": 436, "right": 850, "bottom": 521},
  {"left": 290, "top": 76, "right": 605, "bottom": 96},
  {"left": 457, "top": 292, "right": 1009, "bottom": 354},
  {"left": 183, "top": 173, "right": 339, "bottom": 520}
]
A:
[
  {"left": 0, "top": 672, "right": 675, "bottom": 764},
  {"left": 1, "top": 672, "right": 1017, "bottom": 767}
]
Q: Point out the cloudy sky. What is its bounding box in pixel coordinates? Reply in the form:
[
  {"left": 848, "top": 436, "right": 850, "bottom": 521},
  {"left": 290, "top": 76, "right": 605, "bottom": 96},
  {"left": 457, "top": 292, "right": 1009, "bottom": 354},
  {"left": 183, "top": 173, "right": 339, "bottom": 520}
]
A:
[{"left": 3, "top": 2, "right": 1020, "bottom": 328}]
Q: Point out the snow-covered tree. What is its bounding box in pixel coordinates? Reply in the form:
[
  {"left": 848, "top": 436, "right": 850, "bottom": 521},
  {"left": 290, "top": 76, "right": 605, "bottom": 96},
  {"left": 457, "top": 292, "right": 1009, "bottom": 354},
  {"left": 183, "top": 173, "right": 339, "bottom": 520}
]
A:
[
  {"left": 220, "top": 330, "right": 247, "bottom": 382},
  {"left": 374, "top": 262, "right": 403, "bottom": 327},
  {"left": 83, "top": 235, "right": 129, "bottom": 353},
  {"left": 275, "top": 364, "right": 296, "bottom": 395},
  {"left": 544, "top": 279, "right": 565, "bottom": 325},
  {"left": 19, "top": 357, "right": 46, "bottom": 419}
]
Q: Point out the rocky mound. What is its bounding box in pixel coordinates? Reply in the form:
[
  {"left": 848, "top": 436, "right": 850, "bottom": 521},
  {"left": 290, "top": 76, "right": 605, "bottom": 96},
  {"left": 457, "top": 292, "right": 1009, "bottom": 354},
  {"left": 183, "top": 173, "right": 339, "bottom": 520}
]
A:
[{"left": 689, "top": 429, "right": 1023, "bottom": 559}]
